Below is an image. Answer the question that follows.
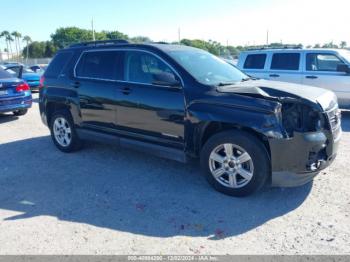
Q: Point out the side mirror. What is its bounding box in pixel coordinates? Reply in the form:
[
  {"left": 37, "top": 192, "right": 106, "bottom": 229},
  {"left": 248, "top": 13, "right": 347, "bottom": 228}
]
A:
[
  {"left": 337, "top": 63, "right": 350, "bottom": 74},
  {"left": 152, "top": 72, "right": 181, "bottom": 88}
]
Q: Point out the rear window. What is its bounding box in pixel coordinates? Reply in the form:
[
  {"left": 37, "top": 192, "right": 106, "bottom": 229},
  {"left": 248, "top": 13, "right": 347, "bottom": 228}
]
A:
[
  {"left": 271, "top": 53, "right": 300, "bottom": 70},
  {"left": 45, "top": 52, "right": 73, "bottom": 78},
  {"left": 243, "top": 54, "right": 266, "bottom": 69},
  {"left": 75, "top": 51, "right": 122, "bottom": 80},
  {"left": 0, "top": 68, "right": 13, "bottom": 79}
]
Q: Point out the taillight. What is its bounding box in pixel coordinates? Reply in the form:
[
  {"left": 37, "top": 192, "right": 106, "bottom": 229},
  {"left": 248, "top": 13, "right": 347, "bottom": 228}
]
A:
[
  {"left": 16, "top": 83, "right": 30, "bottom": 92},
  {"left": 39, "top": 76, "right": 45, "bottom": 89}
]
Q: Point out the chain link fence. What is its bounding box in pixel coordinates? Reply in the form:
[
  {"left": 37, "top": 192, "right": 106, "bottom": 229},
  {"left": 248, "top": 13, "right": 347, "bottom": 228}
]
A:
[{"left": 0, "top": 57, "right": 52, "bottom": 66}]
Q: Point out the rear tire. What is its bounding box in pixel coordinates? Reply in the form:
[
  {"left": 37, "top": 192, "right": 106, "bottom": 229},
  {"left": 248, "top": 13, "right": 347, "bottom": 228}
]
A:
[
  {"left": 13, "top": 109, "right": 28, "bottom": 116},
  {"left": 49, "top": 110, "right": 82, "bottom": 153},
  {"left": 200, "top": 130, "right": 270, "bottom": 197}
]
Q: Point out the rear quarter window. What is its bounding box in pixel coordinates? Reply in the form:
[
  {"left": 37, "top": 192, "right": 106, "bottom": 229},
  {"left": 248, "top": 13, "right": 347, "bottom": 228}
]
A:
[
  {"left": 45, "top": 51, "right": 74, "bottom": 78},
  {"left": 270, "top": 53, "right": 300, "bottom": 70},
  {"left": 75, "top": 51, "right": 123, "bottom": 80},
  {"left": 243, "top": 54, "right": 267, "bottom": 69}
]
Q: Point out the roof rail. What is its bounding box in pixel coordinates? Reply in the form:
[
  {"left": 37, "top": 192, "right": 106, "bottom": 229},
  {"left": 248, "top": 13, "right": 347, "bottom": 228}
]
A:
[
  {"left": 69, "top": 39, "right": 130, "bottom": 48},
  {"left": 246, "top": 44, "right": 303, "bottom": 51}
]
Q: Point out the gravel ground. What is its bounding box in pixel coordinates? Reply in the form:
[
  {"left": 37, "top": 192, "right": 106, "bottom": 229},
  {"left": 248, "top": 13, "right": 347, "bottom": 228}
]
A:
[{"left": 0, "top": 93, "right": 349, "bottom": 255}]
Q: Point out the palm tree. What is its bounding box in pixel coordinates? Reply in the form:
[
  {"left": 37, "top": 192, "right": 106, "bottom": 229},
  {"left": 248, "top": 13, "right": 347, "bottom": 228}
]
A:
[
  {"left": 11, "top": 31, "right": 22, "bottom": 59},
  {"left": 23, "top": 35, "right": 32, "bottom": 63},
  {"left": 6, "top": 35, "right": 14, "bottom": 57},
  {"left": 0, "top": 31, "right": 10, "bottom": 56}
]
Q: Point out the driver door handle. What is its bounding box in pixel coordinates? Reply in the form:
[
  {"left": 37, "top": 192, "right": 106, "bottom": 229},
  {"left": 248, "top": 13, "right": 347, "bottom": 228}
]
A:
[
  {"left": 269, "top": 74, "right": 280, "bottom": 78},
  {"left": 306, "top": 75, "right": 318, "bottom": 79},
  {"left": 121, "top": 87, "right": 132, "bottom": 95},
  {"left": 70, "top": 81, "right": 80, "bottom": 88}
]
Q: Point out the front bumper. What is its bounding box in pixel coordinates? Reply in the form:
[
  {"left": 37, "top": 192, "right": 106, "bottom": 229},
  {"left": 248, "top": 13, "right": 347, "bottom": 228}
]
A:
[{"left": 269, "top": 128, "right": 341, "bottom": 187}]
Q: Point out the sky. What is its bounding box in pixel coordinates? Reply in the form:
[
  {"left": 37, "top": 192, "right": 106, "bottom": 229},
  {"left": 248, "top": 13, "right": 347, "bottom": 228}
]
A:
[{"left": 0, "top": 0, "right": 349, "bottom": 50}]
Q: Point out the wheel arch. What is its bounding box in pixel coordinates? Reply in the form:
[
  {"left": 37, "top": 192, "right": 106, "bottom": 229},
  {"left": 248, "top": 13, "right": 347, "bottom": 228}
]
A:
[
  {"left": 46, "top": 101, "right": 72, "bottom": 126},
  {"left": 198, "top": 121, "right": 271, "bottom": 158}
]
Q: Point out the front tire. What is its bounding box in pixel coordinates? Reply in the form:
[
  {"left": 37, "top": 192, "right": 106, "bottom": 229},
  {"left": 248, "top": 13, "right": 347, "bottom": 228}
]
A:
[
  {"left": 49, "top": 110, "right": 82, "bottom": 153},
  {"left": 200, "top": 130, "right": 270, "bottom": 197}
]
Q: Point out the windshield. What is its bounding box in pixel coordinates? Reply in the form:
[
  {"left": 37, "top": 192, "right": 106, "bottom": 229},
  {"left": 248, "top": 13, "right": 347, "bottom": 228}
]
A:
[
  {"left": 168, "top": 49, "right": 247, "bottom": 85},
  {"left": 339, "top": 50, "right": 350, "bottom": 63},
  {"left": 0, "top": 68, "right": 14, "bottom": 79}
]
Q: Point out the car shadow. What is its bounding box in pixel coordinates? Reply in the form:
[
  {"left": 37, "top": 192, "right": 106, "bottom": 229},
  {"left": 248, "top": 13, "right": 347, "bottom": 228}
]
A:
[
  {"left": 0, "top": 114, "right": 19, "bottom": 124},
  {"left": 341, "top": 110, "right": 350, "bottom": 132},
  {"left": 0, "top": 136, "right": 312, "bottom": 239}
]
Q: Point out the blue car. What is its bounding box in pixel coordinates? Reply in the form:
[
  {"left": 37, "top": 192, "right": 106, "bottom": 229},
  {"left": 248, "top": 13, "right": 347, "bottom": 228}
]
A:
[
  {"left": 0, "top": 68, "right": 32, "bottom": 116},
  {"left": 2, "top": 65, "right": 41, "bottom": 91}
]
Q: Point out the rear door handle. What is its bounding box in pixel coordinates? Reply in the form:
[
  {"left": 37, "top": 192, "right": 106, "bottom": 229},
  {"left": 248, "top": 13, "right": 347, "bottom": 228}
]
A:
[
  {"left": 269, "top": 74, "right": 280, "bottom": 78},
  {"left": 306, "top": 75, "right": 318, "bottom": 79},
  {"left": 70, "top": 81, "right": 80, "bottom": 88},
  {"left": 121, "top": 87, "right": 132, "bottom": 95}
]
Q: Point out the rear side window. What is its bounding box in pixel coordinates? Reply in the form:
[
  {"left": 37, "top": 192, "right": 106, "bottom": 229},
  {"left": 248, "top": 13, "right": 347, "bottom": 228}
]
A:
[
  {"left": 75, "top": 51, "right": 122, "bottom": 80},
  {"left": 45, "top": 52, "right": 73, "bottom": 78},
  {"left": 271, "top": 53, "right": 300, "bottom": 70},
  {"left": 243, "top": 54, "right": 266, "bottom": 69}
]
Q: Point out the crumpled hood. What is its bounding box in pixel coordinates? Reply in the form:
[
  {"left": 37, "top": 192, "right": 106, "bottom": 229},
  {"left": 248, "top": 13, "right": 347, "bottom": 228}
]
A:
[{"left": 217, "top": 79, "right": 337, "bottom": 111}]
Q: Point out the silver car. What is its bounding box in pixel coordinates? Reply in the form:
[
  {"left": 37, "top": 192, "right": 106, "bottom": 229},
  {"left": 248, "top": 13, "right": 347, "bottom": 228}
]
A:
[{"left": 237, "top": 48, "right": 350, "bottom": 108}]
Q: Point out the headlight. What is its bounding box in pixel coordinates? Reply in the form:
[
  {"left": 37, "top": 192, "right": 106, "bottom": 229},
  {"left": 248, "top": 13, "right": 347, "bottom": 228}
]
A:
[{"left": 281, "top": 102, "right": 324, "bottom": 137}]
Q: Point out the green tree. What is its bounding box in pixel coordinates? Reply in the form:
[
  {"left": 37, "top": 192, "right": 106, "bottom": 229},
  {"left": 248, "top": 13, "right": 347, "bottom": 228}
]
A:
[
  {"left": 44, "top": 41, "right": 58, "bottom": 57},
  {"left": 51, "top": 27, "right": 94, "bottom": 48},
  {"left": 130, "top": 36, "right": 152, "bottom": 43},
  {"left": 26, "top": 41, "right": 46, "bottom": 58},
  {"left": 340, "top": 41, "right": 347, "bottom": 49},
  {"left": 103, "top": 30, "right": 129, "bottom": 40},
  {"left": 322, "top": 41, "right": 338, "bottom": 48}
]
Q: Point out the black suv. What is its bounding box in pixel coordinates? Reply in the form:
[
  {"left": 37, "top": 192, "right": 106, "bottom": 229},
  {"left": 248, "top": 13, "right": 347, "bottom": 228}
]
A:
[{"left": 39, "top": 40, "right": 342, "bottom": 197}]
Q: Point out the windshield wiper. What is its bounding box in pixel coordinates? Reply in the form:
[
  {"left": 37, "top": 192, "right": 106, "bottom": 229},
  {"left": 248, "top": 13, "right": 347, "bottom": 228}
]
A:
[
  {"left": 241, "top": 76, "right": 259, "bottom": 82},
  {"left": 241, "top": 77, "right": 252, "bottom": 82},
  {"left": 217, "top": 82, "right": 237, "bottom": 86}
]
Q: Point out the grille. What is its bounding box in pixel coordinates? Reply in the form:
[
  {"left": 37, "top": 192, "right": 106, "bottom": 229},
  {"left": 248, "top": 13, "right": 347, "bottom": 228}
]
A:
[{"left": 326, "top": 107, "right": 342, "bottom": 141}]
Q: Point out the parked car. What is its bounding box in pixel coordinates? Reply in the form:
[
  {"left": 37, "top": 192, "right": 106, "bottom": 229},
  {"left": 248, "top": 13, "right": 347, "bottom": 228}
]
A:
[
  {"left": 2, "top": 64, "right": 42, "bottom": 91},
  {"left": 39, "top": 40, "right": 341, "bottom": 197},
  {"left": 237, "top": 48, "right": 350, "bottom": 108},
  {"left": 29, "top": 64, "right": 48, "bottom": 74},
  {"left": 0, "top": 68, "right": 32, "bottom": 116}
]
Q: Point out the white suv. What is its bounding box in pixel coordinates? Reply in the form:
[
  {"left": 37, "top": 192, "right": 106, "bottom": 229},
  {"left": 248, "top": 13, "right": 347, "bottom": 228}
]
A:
[{"left": 237, "top": 48, "right": 350, "bottom": 108}]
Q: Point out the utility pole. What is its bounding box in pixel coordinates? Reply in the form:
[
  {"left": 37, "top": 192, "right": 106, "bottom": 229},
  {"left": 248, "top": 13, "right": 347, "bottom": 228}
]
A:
[
  {"left": 91, "top": 18, "right": 96, "bottom": 41},
  {"left": 266, "top": 30, "right": 269, "bottom": 46},
  {"left": 178, "top": 27, "right": 181, "bottom": 43}
]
